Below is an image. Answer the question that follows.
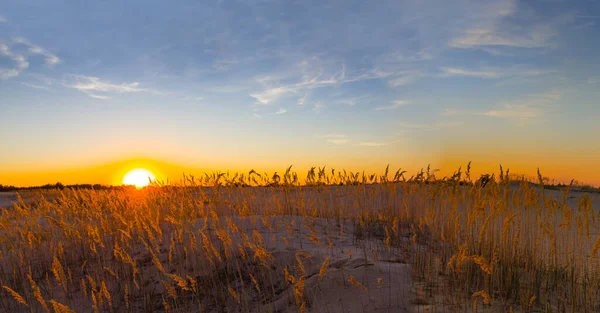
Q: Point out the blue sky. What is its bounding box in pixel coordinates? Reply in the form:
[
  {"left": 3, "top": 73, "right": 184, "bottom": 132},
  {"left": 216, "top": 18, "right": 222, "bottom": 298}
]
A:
[{"left": 1, "top": 0, "right": 600, "bottom": 184}]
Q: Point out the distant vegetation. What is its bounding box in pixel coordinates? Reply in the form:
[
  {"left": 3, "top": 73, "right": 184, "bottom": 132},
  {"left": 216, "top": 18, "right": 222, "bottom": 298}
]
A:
[
  {"left": 2, "top": 163, "right": 598, "bottom": 193},
  {"left": 0, "top": 183, "right": 134, "bottom": 192}
]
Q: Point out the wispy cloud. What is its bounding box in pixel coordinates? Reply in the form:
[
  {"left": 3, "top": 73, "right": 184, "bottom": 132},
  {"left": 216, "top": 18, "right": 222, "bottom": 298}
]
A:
[
  {"left": 181, "top": 96, "right": 204, "bottom": 101},
  {"left": 88, "top": 94, "right": 111, "bottom": 100},
  {"left": 320, "top": 134, "right": 347, "bottom": 139},
  {"left": 275, "top": 108, "right": 287, "bottom": 115},
  {"left": 328, "top": 139, "right": 350, "bottom": 145},
  {"left": 319, "top": 133, "right": 390, "bottom": 147},
  {"left": 251, "top": 87, "right": 291, "bottom": 105},
  {"left": 337, "top": 96, "right": 369, "bottom": 106},
  {"left": 375, "top": 100, "right": 408, "bottom": 111},
  {"left": 64, "top": 75, "right": 151, "bottom": 98},
  {"left": 439, "top": 66, "right": 551, "bottom": 79},
  {"left": 250, "top": 57, "right": 402, "bottom": 106},
  {"left": 442, "top": 90, "right": 562, "bottom": 123},
  {"left": 588, "top": 77, "right": 600, "bottom": 84},
  {"left": 213, "top": 56, "right": 239, "bottom": 71},
  {"left": 388, "top": 74, "right": 420, "bottom": 87},
  {"left": 449, "top": 0, "right": 563, "bottom": 52},
  {"left": 312, "top": 102, "right": 326, "bottom": 114},
  {"left": 319, "top": 134, "right": 349, "bottom": 145},
  {"left": 14, "top": 37, "right": 60, "bottom": 66},
  {"left": 0, "top": 38, "right": 60, "bottom": 79},
  {"left": 253, "top": 113, "right": 262, "bottom": 119},
  {"left": 21, "top": 82, "right": 52, "bottom": 91},
  {"left": 297, "top": 93, "right": 309, "bottom": 105},
  {"left": 0, "top": 15, "right": 7, "bottom": 23},
  {"left": 0, "top": 43, "right": 29, "bottom": 79},
  {"left": 398, "top": 121, "right": 464, "bottom": 132},
  {"left": 356, "top": 142, "right": 388, "bottom": 147},
  {"left": 439, "top": 67, "right": 500, "bottom": 79}
]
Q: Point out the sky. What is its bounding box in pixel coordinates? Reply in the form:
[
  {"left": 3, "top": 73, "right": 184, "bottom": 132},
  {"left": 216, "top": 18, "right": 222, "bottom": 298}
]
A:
[{"left": 1, "top": 0, "right": 600, "bottom": 186}]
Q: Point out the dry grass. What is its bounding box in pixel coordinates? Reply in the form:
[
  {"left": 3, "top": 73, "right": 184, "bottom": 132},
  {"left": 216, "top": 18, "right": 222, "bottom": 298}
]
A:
[{"left": 0, "top": 165, "right": 599, "bottom": 312}]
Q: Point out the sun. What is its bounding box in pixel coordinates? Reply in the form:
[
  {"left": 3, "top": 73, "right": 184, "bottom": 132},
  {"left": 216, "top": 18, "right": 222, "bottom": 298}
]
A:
[{"left": 122, "top": 168, "right": 156, "bottom": 188}]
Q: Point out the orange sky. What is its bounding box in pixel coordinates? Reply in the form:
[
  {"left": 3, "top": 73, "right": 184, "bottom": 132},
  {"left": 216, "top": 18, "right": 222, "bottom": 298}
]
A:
[{"left": 1, "top": 154, "right": 598, "bottom": 187}]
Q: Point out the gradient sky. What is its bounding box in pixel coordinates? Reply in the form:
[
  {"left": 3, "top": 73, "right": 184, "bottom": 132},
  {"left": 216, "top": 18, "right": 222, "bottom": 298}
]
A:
[{"left": 1, "top": 0, "right": 600, "bottom": 186}]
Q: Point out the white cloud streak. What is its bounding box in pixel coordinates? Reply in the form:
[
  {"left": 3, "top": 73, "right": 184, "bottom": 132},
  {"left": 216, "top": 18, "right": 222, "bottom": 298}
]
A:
[
  {"left": 13, "top": 37, "right": 60, "bottom": 66},
  {"left": 21, "top": 82, "right": 52, "bottom": 91},
  {"left": 319, "top": 134, "right": 390, "bottom": 147},
  {"left": 388, "top": 75, "right": 419, "bottom": 87},
  {"left": 320, "top": 134, "right": 347, "bottom": 138},
  {"left": 0, "top": 43, "right": 29, "bottom": 79},
  {"left": 0, "top": 38, "right": 60, "bottom": 79},
  {"left": 375, "top": 100, "right": 409, "bottom": 111},
  {"left": 328, "top": 139, "right": 350, "bottom": 145},
  {"left": 64, "top": 75, "right": 152, "bottom": 98},
  {"left": 319, "top": 134, "right": 350, "bottom": 145},
  {"left": 297, "top": 93, "right": 309, "bottom": 105},
  {"left": 439, "top": 67, "right": 500, "bottom": 78},
  {"left": 398, "top": 121, "right": 464, "bottom": 132},
  {"left": 337, "top": 96, "right": 369, "bottom": 106},
  {"left": 312, "top": 102, "right": 326, "bottom": 114},
  {"left": 442, "top": 90, "right": 562, "bottom": 122},
  {"left": 88, "top": 94, "right": 112, "bottom": 100},
  {"left": 250, "top": 58, "right": 401, "bottom": 105},
  {"left": 356, "top": 142, "right": 388, "bottom": 147},
  {"left": 439, "top": 66, "right": 552, "bottom": 79},
  {"left": 449, "top": 0, "right": 560, "bottom": 51}
]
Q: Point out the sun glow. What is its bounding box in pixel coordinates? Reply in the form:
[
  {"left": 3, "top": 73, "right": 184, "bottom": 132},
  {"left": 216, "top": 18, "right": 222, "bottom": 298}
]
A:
[{"left": 122, "top": 168, "right": 156, "bottom": 188}]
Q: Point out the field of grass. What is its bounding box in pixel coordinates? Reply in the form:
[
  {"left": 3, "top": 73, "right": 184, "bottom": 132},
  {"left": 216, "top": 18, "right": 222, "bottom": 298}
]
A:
[{"left": 1, "top": 165, "right": 599, "bottom": 313}]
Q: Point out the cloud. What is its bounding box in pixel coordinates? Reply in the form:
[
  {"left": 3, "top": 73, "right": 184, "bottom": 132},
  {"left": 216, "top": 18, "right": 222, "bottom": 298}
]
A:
[
  {"left": 0, "top": 16, "right": 7, "bottom": 23},
  {"left": 439, "top": 66, "right": 551, "bottom": 79},
  {"left": 21, "top": 82, "right": 52, "bottom": 91},
  {"left": 442, "top": 90, "right": 562, "bottom": 122},
  {"left": 213, "top": 56, "right": 239, "bottom": 71},
  {"left": 588, "top": 77, "right": 600, "bottom": 84},
  {"left": 388, "top": 74, "right": 419, "bottom": 87},
  {"left": 0, "top": 38, "right": 60, "bottom": 79},
  {"left": 312, "top": 102, "right": 326, "bottom": 114},
  {"left": 320, "top": 134, "right": 347, "bottom": 138},
  {"left": 250, "top": 86, "right": 291, "bottom": 105},
  {"left": 356, "top": 142, "right": 388, "bottom": 147},
  {"left": 375, "top": 100, "right": 408, "bottom": 111},
  {"left": 337, "top": 96, "right": 370, "bottom": 106},
  {"left": 250, "top": 58, "right": 402, "bottom": 105},
  {"left": 0, "top": 44, "right": 29, "bottom": 79},
  {"left": 439, "top": 67, "right": 500, "bottom": 78},
  {"left": 297, "top": 93, "right": 309, "bottom": 105},
  {"left": 319, "top": 134, "right": 350, "bottom": 145},
  {"left": 13, "top": 37, "right": 60, "bottom": 66},
  {"left": 449, "top": 0, "right": 560, "bottom": 51},
  {"left": 253, "top": 113, "right": 262, "bottom": 118},
  {"left": 275, "top": 108, "right": 287, "bottom": 115},
  {"left": 328, "top": 139, "right": 350, "bottom": 145},
  {"left": 64, "top": 75, "right": 151, "bottom": 98},
  {"left": 88, "top": 94, "right": 112, "bottom": 100},
  {"left": 319, "top": 133, "right": 389, "bottom": 147},
  {"left": 451, "top": 25, "right": 556, "bottom": 50},
  {"left": 398, "top": 121, "right": 464, "bottom": 132},
  {"left": 181, "top": 96, "right": 204, "bottom": 101}
]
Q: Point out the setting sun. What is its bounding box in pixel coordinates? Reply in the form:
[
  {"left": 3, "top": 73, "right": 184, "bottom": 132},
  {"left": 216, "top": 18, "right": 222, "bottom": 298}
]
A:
[{"left": 122, "top": 168, "right": 156, "bottom": 188}]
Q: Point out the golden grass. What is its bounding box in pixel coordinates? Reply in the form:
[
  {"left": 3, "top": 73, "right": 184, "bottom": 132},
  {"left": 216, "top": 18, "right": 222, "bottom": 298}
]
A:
[{"left": 0, "top": 165, "right": 598, "bottom": 312}]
